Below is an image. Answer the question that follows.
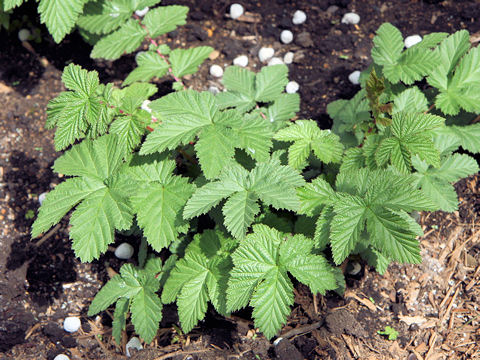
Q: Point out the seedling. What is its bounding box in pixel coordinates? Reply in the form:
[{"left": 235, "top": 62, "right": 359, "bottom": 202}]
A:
[
  {"left": 377, "top": 326, "right": 399, "bottom": 340},
  {"left": 25, "top": 209, "right": 35, "bottom": 220}
]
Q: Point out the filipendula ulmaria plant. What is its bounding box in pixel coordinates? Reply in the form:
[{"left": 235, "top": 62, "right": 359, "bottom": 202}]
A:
[{"left": 32, "top": 22, "right": 480, "bottom": 343}]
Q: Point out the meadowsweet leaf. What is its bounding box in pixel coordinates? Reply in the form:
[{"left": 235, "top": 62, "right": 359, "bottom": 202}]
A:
[
  {"left": 38, "top": 0, "right": 87, "bottom": 43},
  {"left": 371, "top": 23, "right": 404, "bottom": 66},
  {"left": 297, "top": 177, "right": 335, "bottom": 216},
  {"left": 428, "top": 30, "right": 470, "bottom": 91},
  {"left": 448, "top": 123, "right": 480, "bottom": 153},
  {"left": 112, "top": 297, "right": 129, "bottom": 344},
  {"left": 227, "top": 225, "right": 336, "bottom": 339},
  {"left": 185, "top": 159, "right": 304, "bottom": 239},
  {"left": 255, "top": 65, "right": 289, "bottom": 102},
  {"left": 376, "top": 112, "right": 444, "bottom": 173},
  {"left": 130, "top": 287, "right": 163, "bottom": 342},
  {"left": 234, "top": 112, "right": 273, "bottom": 162},
  {"left": 124, "top": 51, "right": 169, "bottom": 85},
  {"left": 163, "top": 231, "right": 235, "bottom": 332},
  {"left": 265, "top": 93, "right": 300, "bottom": 127},
  {"left": 130, "top": 162, "right": 194, "bottom": 251},
  {"left": 3, "top": 0, "right": 24, "bottom": 11},
  {"left": 144, "top": 5, "right": 188, "bottom": 37},
  {"left": 31, "top": 177, "right": 104, "bottom": 238},
  {"left": 88, "top": 275, "right": 139, "bottom": 316},
  {"left": 169, "top": 46, "right": 213, "bottom": 78},
  {"left": 392, "top": 87, "right": 428, "bottom": 114},
  {"left": 91, "top": 19, "right": 147, "bottom": 60},
  {"left": 222, "top": 66, "right": 256, "bottom": 97},
  {"left": 413, "top": 154, "right": 479, "bottom": 211},
  {"left": 77, "top": 0, "right": 133, "bottom": 35},
  {"left": 382, "top": 47, "right": 439, "bottom": 84},
  {"left": 275, "top": 120, "right": 344, "bottom": 169},
  {"left": 46, "top": 64, "right": 114, "bottom": 151}
]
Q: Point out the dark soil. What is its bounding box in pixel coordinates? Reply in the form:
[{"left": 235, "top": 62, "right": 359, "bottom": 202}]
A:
[{"left": 1, "top": 0, "right": 480, "bottom": 359}]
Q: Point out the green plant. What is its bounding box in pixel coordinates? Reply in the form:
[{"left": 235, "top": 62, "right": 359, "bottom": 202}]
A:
[
  {"left": 32, "top": 22, "right": 480, "bottom": 345},
  {"left": 377, "top": 326, "right": 399, "bottom": 340}
]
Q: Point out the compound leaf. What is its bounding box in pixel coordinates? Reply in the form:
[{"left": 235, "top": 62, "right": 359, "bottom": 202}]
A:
[
  {"left": 170, "top": 46, "right": 213, "bottom": 78},
  {"left": 144, "top": 5, "right": 188, "bottom": 37},
  {"left": 255, "top": 65, "right": 289, "bottom": 102},
  {"left": 124, "top": 51, "right": 169, "bottom": 85},
  {"left": 38, "top": 0, "right": 87, "bottom": 43}
]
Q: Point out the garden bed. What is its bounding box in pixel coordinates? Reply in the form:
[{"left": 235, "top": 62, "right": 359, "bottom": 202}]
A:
[{"left": 1, "top": 0, "right": 479, "bottom": 359}]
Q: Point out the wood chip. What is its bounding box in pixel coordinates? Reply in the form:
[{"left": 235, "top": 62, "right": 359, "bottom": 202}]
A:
[{"left": 345, "top": 290, "right": 376, "bottom": 312}]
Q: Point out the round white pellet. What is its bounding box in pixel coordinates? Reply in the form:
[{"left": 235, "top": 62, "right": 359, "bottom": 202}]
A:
[
  {"left": 18, "top": 29, "right": 31, "bottom": 42},
  {"left": 230, "top": 4, "right": 244, "bottom": 19},
  {"left": 126, "top": 337, "right": 143, "bottom": 357},
  {"left": 115, "top": 243, "right": 134, "bottom": 260},
  {"left": 292, "top": 10, "right": 307, "bottom": 25},
  {"left": 404, "top": 34, "right": 422, "bottom": 48},
  {"left": 54, "top": 355, "right": 70, "bottom": 360},
  {"left": 141, "top": 100, "right": 152, "bottom": 113},
  {"left": 210, "top": 64, "right": 224, "bottom": 78},
  {"left": 258, "top": 47, "right": 274, "bottom": 63},
  {"left": 135, "top": 7, "right": 149, "bottom": 17},
  {"left": 268, "top": 57, "right": 283, "bottom": 66},
  {"left": 341, "top": 12, "right": 360, "bottom": 25},
  {"left": 283, "top": 52, "right": 294, "bottom": 64},
  {"left": 233, "top": 55, "right": 249, "bottom": 67},
  {"left": 280, "top": 30, "right": 293, "bottom": 44},
  {"left": 38, "top": 192, "right": 47, "bottom": 206},
  {"left": 208, "top": 86, "right": 220, "bottom": 95},
  {"left": 63, "top": 317, "right": 81, "bottom": 333},
  {"left": 286, "top": 81, "right": 299, "bottom": 94},
  {"left": 348, "top": 70, "right": 361, "bottom": 85}
]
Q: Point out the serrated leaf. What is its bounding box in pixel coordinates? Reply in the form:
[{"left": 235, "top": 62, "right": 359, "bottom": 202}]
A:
[
  {"left": 371, "top": 23, "right": 404, "bottom": 66},
  {"left": 70, "top": 186, "right": 133, "bottom": 261},
  {"left": 222, "top": 190, "right": 260, "bottom": 239},
  {"left": 222, "top": 66, "right": 255, "bottom": 97},
  {"left": 112, "top": 297, "right": 129, "bottom": 344},
  {"left": 38, "top": 0, "right": 87, "bottom": 43},
  {"left": 132, "top": 176, "right": 194, "bottom": 251},
  {"left": 3, "top": 0, "right": 24, "bottom": 11},
  {"left": 77, "top": 0, "right": 133, "bottom": 35},
  {"left": 110, "top": 115, "right": 146, "bottom": 153},
  {"left": 144, "top": 5, "right": 188, "bottom": 37},
  {"left": 383, "top": 47, "right": 439, "bottom": 84},
  {"left": 275, "top": 120, "right": 344, "bottom": 170},
  {"left": 393, "top": 87, "right": 428, "bottom": 114},
  {"left": 124, "top": 51, "right": 169, "bottom": 85},
  {"left": 228, "top": 225, "right": 336, "bottom": 339},
  {"left": 88, "top": 275, "right": 135, "bottom": 315},
  {"left": 130, "top": 288, "right": 163, "bottom": 342},
  {"left": 255, "top": 65, "right": 288, "bottom": 102},
  {"left": 170, "top": 46, "right": 213, "bottom": 78},
  {"left": 91, "top": 19, "right": 147, "bottom": 60},
  {"left": 297, "top": 177, "right": 335, "bottom": 216},
  {"left": 234, "top": 112, "right": 273, "bottom": 162},
  {"left": 265, "top": 93, "right": 300, "bottom": 126}
]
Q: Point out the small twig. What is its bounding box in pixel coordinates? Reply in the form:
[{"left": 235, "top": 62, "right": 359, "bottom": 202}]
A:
[
  {"left": 34, "top": 223, "right": 61, "bottom": 247},
  {"left": 279, "top": 320, "right": 324, "bottom": 339},
  {"left": 153, "top": 349, "right": 211, "bottom": 360}
]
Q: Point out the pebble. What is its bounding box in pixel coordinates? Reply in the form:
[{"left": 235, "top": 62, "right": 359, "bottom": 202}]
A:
[
  {"left": 280, "top": 30, "right": 293, "bottom": 44},
  {"left": 63, "top": 317, "right": 81, "bottom": 333},
  {"left": 347, "top": 261, "right": 362, "bottom": 275},
  {"left": 18, "top": 29, "right": 31, "bottom": 42},
  {"left": 283, "top": 52, "right": 294, "bottom": 64},
  {"left": 292, "top": 10, "right": 307, "bottom": 25},
  {"left": 209, "top": 64, "right": 224, "bottom": 77},
  {"left": 38, "top": 192, "right": 47, "bottom": 206},
  {"left": 208, "top": 86, "right": 220, "bottom": 95},
  {"left": 135, "top": 7, "right": 149, "bottom": 17},
  {"left": 233, "top": 55, "right": 249, "bottom": 67},
  {"left": 404, "top": 35, "right": 422, "bottom": 48},
  {"left": 141, "top": 100, "right": 152, "bottom": 113},
  {"left": 348, "top": 70, "right": 361, "bottom": 85},
  {"left": 296, "top": 32, "right": 313, "bottom": 47},
  {"left": 286, "top": 81, "right": 299, "bottom": 94},
  {"left": 115, "top": 242, "right": 134, "bottom": 259},
  {"left": 54, "top": 355, "right": 70, "bottom": 360},
  {"left": 342, "top": 12, "right": 360, "bottom": 25},
  {"left": 258, "top": 47, "right": 275, "bottom": 63},
  {"left": 326, "top": 5, "right": 339, "bottom": 14},
  {"left": 268, "top": 57, "right": 284, "bottom": 66},
  {"left": 126, "top": 337, "right": 143, "bottom": 357},
  {"left": 230, "top": 4, "right": 244, "bottom": 19}
]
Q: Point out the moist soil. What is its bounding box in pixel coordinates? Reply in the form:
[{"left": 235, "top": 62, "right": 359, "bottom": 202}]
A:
[{"left": 1, "top": 0, "right": 480, "bottom": 359}]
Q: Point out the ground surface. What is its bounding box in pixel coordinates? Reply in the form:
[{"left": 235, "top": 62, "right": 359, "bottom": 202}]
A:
[{"left": 1, "top": 0, "right": 480, "bottom": 359}]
